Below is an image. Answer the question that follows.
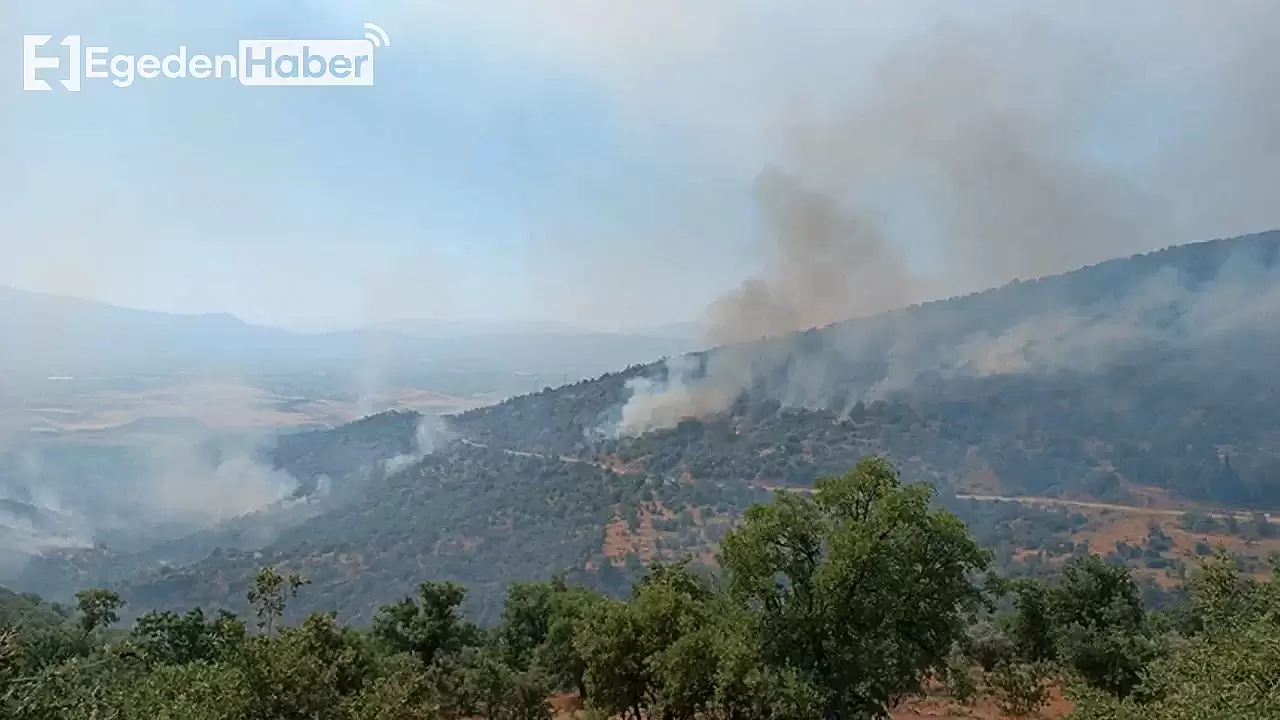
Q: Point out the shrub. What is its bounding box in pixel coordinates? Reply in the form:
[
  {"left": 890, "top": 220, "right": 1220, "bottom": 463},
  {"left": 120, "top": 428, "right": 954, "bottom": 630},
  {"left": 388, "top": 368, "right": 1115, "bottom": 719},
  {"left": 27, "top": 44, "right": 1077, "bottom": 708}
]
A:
[{"left": 987, "top": 661, "right": 1049, "bottom": 717}]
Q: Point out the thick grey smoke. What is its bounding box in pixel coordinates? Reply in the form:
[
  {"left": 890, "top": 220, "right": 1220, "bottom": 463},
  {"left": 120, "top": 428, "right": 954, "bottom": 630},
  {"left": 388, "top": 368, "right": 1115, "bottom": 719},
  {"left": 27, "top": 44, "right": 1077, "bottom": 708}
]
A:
[
  {"left": 614, "top": 4, "right": 1280, "bottom": 436},
  {"left": 615, "top": 353, "right": 750, "bottom": 436},
  {"left": 707, "top": 169, "right": 919, "bottom": 346}
]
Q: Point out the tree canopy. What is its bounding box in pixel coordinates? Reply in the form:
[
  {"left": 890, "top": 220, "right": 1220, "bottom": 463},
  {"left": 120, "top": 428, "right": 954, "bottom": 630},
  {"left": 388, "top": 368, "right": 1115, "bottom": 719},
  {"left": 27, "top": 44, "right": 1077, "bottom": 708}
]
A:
[{"left": 3, "top": 459, "right": 1279, "bottom": 719}]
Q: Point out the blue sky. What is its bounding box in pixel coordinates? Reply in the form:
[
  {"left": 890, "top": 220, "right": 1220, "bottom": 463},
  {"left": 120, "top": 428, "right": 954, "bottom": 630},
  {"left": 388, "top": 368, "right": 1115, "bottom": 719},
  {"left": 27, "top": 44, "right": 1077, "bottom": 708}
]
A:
[
  {"left": 3, "top": 2, "right": 1277, "bottom": 331},
  {"left": 1, "top": 1, "right": 767, "bottom": 331}
]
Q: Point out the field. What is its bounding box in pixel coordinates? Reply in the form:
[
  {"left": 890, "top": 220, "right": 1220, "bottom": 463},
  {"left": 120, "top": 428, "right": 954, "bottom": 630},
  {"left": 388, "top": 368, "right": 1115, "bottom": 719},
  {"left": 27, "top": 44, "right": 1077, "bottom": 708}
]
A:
[{"left": 2, "top": 375, "right": 496, "bottom": 448}]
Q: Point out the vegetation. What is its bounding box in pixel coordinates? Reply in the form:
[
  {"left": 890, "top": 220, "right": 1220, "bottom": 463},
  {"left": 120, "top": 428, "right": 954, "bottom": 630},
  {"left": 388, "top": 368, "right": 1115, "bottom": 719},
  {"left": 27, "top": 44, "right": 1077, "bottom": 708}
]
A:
[
  {"left": 6, "top": 233, "right": 1280, "bottom": 716},
  {"left": 453, "top": 232, "right": 1280, "bottom": 508},
  {"left": 3, "top": 458, "right": 1278, "bottom": 719},
  {"left": 1068, "top": 553, "right": 1280, "bottom": 719},
  {"left": 14, "top": 233, "right": 1280, "bottom": 629},
  {"left": 2, "top": 458, "right": 976, "bottom": 719}
]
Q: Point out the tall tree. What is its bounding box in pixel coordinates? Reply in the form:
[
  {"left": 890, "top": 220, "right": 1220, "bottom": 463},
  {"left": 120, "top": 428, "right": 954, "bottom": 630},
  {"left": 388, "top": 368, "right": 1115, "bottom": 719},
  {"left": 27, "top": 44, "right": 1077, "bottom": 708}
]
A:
[
  {"left": 246, "top": 567, "right": 308, "bottom": 636},
  {"left": 74, "top": 589, "right": 124, "bottom": 638},
  {"left": 534, "top": 577, "right": 604, "bottom": 700},
  {"left": 719, "top": 457, "right": 991, "bottom": 718},
  {"left": 497, "top": 581, "right": 556, "bottom": 670},
  {"left": 372, "top": 581, "right": 478, "bottom": 667},
  {"left": 1049, "top": 555, "right": 1155, "bottom": 697}
]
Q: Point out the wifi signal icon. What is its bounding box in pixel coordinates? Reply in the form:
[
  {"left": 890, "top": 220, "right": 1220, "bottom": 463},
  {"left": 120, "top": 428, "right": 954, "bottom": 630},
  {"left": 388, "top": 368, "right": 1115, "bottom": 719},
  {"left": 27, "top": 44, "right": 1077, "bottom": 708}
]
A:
[{"left": 363, "top": 23, "right": 391, "bottom": 48}]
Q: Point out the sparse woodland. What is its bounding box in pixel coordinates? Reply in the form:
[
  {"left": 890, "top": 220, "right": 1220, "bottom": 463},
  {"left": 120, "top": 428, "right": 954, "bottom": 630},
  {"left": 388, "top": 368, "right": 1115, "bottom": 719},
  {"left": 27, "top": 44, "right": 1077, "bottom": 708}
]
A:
[{"left": 5, "top": 458, "right": 1279, "bottom": 720}]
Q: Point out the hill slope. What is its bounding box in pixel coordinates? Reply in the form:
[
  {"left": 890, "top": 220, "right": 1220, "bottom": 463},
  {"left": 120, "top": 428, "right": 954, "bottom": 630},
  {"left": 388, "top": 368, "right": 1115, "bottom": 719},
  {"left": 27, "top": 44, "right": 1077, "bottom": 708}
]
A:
[
  {"left": 453, "top": 230, "right": 1280, "bottom": 505},
  {"left": 11, "top": 231, "right": 1280, "bottom": 623}
]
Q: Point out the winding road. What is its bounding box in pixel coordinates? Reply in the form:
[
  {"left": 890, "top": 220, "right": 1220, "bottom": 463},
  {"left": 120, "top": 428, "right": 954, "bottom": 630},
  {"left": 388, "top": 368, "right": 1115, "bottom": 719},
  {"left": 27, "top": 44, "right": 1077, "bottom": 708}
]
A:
[{"left": 453, "top": 437, "right": 1279, "bottom": 523}]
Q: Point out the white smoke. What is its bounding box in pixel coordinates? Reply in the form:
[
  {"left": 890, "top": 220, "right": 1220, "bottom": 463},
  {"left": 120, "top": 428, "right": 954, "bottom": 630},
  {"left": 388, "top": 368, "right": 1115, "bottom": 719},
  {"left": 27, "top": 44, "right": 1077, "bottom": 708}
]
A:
[
  {"left": 138, "top": 440, "right": 300, "bottom": 524},
  {"left": 383, "top": 415, "right": 451, "bottom": 475},
  {"left": 615, "top": 237, "right": 1280, "bottom": 436}
]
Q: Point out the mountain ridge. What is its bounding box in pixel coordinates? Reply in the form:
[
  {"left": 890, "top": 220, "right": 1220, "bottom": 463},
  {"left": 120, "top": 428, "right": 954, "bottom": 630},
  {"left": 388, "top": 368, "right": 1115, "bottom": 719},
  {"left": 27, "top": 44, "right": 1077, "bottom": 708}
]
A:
[{"left": 9, "top": 230, "right": 1280, "bottom": 624}]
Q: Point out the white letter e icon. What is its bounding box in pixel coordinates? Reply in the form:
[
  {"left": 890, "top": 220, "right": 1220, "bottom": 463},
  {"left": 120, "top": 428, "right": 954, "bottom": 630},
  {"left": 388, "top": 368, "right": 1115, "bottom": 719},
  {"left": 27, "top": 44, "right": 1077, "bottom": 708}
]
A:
[{"left": 23, "top": 35, "right": 61, "bottom": 91}]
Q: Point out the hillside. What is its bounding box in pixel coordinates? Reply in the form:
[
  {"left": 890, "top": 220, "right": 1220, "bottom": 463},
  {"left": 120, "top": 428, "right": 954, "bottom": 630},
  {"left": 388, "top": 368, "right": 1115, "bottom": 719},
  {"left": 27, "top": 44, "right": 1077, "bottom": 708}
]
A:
[
  {"left": 10, "top": 231, "right": 1280, "bottom": 624},
  {"left": 454, "top": 231, "right": 1280, "bottom": 505}
]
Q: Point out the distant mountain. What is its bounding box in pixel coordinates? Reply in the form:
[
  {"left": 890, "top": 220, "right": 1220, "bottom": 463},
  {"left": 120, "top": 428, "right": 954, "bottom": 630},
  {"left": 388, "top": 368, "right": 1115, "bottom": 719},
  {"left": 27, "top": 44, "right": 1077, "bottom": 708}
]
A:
[
  {"left": 0, "top": 285, "right": 701, "bottom": 383},
  {"left": 367, "top": 317, "right": 590, "bottom": 338},
  {"left": 625, "top": 322, "right": 707, "bottom": 342},
  {"left": 10, "top": 230, "right": 1280, "bottom": 625},
  {"left": 368, "top": 317, "right": 706, "bottom": 341},
  {"left": 0, "top": 286, "right": 295, "bottom": 378}
]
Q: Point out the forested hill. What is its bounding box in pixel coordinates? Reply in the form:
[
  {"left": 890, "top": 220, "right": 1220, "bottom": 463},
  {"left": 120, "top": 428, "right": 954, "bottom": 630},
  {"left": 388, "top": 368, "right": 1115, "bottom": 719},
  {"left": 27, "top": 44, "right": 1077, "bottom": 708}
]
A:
[
  {"left": 13, "top": 231, "right": 1280, "bottom": 626},
  {"left": 452, "top": 230, "right": 1280, "bottom": 506}
]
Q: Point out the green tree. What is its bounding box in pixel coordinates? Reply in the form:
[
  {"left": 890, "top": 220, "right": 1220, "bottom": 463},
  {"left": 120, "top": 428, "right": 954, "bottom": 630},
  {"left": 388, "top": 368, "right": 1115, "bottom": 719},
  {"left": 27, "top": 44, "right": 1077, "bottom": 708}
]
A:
[
  {"left": 576, "top": 597, "right": 649, "bottom": 720},
  {"left": 232, "top": 611, "right": 376, "bottom": 720},
  {"left": 246, "top": 567, "right": 308, "bottom": 636},
  {"left": 497, "top": 581, "right": 556, "bottom": 670},
  {"left": 705, "top": 610, "right": 824, "bottom": 720},
  {"left": 1049, "top": 555, "right": 1156, "bottom": 697},
  {"left": 372, "top": 581, "right": 478, "bottom": 667},
  {"left": 122, "top": 661, "right": 255, "bottom": 720},
  {"left": 987, "top": 660, "right": 1050, "bottom": 717},
  {"left": 341, "top": 655, "right": 446, "bottom": 720},
  {"left": 576, "top": 561, "right": 719, "bottom": 720},
  {"left": 458, "top": 647, "right": 552, "bottom": 720},
  {"left": 7, "top": 647, "right": 145, "bottom": 720},
  {"left": 533, "top": 578, "right": 604, "bottom": 699},
  {"left": 74, "top": 588, "right": 124, "bottom": 638},
  {"left": 131, "top": 608, "right": 244, "bottom": 667},
  {"left": 1004, "top": 579, "right": 1057, "bottom": 662},
  {"left": 0, "top": 627, "right": 19, "bottom": 698},
  {"left": 629, "top": 561, "right": 719, "bottom": 720},
  {"left": 1071, "top": 557, "right": 1280, "bottom": 719},
  {"left": 943, "top": 647, "right": 978, "bottom": 704},
  {"left": 718, "top": 457, "right": 991, "bottom": 718}
]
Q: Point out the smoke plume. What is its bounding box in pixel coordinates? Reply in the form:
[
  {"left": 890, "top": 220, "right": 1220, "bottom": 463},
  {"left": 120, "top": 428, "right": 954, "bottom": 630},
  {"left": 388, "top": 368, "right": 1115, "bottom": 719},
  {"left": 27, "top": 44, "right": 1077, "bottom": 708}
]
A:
[
  {"left": 707, "top": 169, "right": 919, "bottom": 345},
  {"left": 614, "top": 4, "right": 1280, "bottom": 436},
  {"left": 137, "top": 438, "right": 300, "bottom": 524},
  {"left": 383, "top": 415, "right": 451, "bottom": 476}
]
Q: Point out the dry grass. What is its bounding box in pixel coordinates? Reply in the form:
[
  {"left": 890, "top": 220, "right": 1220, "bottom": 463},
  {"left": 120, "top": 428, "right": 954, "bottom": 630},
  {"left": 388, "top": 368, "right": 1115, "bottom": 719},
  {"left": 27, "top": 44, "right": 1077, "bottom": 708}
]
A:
[{"left": 1071, "top": 508, "right": 1280, "bottom": 585}]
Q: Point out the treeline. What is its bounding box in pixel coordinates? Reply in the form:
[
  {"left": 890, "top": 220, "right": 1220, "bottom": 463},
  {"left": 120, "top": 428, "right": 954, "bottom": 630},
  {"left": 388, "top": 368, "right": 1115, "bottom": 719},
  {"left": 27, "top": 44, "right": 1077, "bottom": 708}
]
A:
[{"left": 3, "top": 458, "right": 1279, "bottom": 719}]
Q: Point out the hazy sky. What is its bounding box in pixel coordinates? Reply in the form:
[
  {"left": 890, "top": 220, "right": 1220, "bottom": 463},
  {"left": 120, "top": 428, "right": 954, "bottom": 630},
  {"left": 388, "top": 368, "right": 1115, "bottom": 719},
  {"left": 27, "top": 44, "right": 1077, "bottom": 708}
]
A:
[{"left": 3, "top": 2, "right": 1277, "bottom": 332}]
